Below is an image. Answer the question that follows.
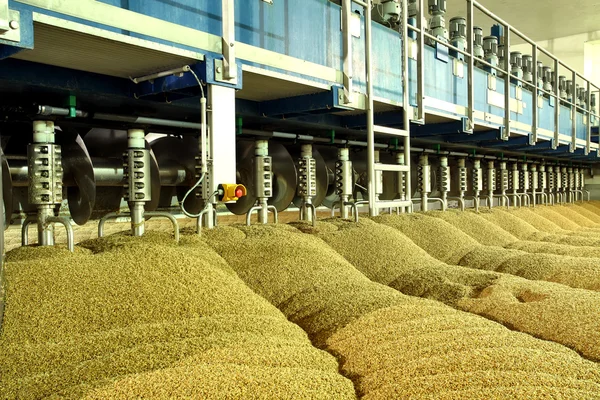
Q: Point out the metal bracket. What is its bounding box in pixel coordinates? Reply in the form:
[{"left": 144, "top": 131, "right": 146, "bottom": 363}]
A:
[
  {"left": 214, "top": 58, "right": 238, "bottom": 85},
  {"left": 452, "top": 59, "right": 464, "bottom": 78},
  {"left": 0, "top": 9, "right": 20, "bottom": 43}
]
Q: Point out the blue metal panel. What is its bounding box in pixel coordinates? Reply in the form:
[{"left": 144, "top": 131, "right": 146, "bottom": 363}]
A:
[
  {"left": 260, "top": 86, "right": 352, "bottom": 118},
  {"left": 559, "top": 104, "right": 572, "bottom": 136},
  {"left": 104, "top": 0, "right": 403, "bottom": 101}
]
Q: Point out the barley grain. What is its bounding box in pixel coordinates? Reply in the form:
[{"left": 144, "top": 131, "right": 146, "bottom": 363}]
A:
[
  {"left": 0, "top": 231, "right": 356, "bottom": 399},
  {"left": 205, "top": 224, "right": 600, "bottom": 398}
]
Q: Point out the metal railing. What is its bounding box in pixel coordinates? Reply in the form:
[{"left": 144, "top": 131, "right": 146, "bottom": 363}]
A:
[{"left": 406, "top": 0, "right": 600, "bottom": 153}]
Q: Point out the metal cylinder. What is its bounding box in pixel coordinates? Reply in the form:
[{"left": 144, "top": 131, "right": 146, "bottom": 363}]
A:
[
  {"left": 297, "top": 144, "right": 317, "bottom": 200},
  {"left": 374, "top": 150, "right": 384, "bottom": 197},
  {"left": 336, "top": 148, "right": 353, "bottom": 219},
  {"left": 483, "top": 36, "right": 499, "bottom": 73},
  {"left": 498, "top": 43, "right": 506, "bottom": 70},
  {"left": 522, "top": 55, "right": 533, "bottom": 83},
  {"left": 124, "top": 129, "right": 151, "bottom": 236},
  {"left": 439, "top": 156, "right": 450, "bottom": 195},
  {"left": 520, "top": 163, "right": 530, "bottom": 191},
  {"left": 472, "top": 159, "right": 483, "bottom": 193},
  {"left": 576, "top": 85, "right": 583, "bottom": 107},
  {"left": 458, "top": 158, "right": 468, "bottom": 194},
  {"left": 486, "top": 161, "right": 496, "bottom": 200},
  {"left": 396, "top": 153, "right": 406, "bottom": 201},
  {"left": 542, "top": 67, "right": 553, "bottom": 92},
  {"left": 428, "top": 0, "right": 446, "bottom": 14},
  {"left": 539, "top": 164, "right": 547, "bottom": 191},
  {"left": 418, "top": 154, "right": 431, "bottom": 211},
  {"left": 449, "top": 17, "right": 466, "bottom": 41},
  {"left": 28, "top": 121, "right": 63, "bottom": 246},
  {"left": 255, "top": 141, "right": 273, "bottom": 199},
  {"left": 473, "top": 26, "right": 484, "bottom": 58},
  {"left": 510, "top": 52, "right": 523, "bottom": 80},
  {"left": 558, "top": 76, "right": 567, "bottom": 100},
  {"left": 537, "top": 62, "right": 544, "bottom": 89},
  {"left": 510, "top": 163, "right": 519, "bottom": 192},
  {"left": 547, "top": 165, "right": 555, "bottom": 192},
  {"left": 566, "top": 80, "right": 574, "bottom": 102},
  {"left": 408, "top": 0, "right": 418, "bottom": 18}
]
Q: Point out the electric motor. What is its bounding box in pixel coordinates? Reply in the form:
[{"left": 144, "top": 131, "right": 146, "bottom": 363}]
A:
[
  {"left": 449, "top": 17, "right": 467, "bottom": 57},
  {"left": 428, "top": 0, "right": 448, "bottom": 41},
  {"left": 483, "top": 36, "right": 499, "bottom": 74},
  {"left": 542, "top": 67, "right": 552, "bottom": 92},
  {"left": 473, "top": 26, "right": 484, "bottom": 59},
  {"left": 522, "top": 55, "right": 533, "bottom": 83},
  {"left": 558, "top": 76, "right": 567, "bottom": 100},
  {"left": 537, "top": 62, "right": 544, "bottom": 89},
  {"left": 510, "top": 51, "right": 523, "bottom": 80},
  {"left": 566, "top": 80, "right": 574, "bottom": 102}
]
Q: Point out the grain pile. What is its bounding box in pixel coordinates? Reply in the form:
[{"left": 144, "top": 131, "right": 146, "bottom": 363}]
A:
[
  {"left": 300, "top": 218, "right": 600, "bottom": 361},
  {"left": 548, "top": 205, "right": 599, "bottom": 228},
  {"left": 294, "top": 218, "right": 498, "bottom": 303},
  {"left": 0, "top": 232, "right": 355, "bottom": 399},
  {"left": 569, "top": 204, "right": 600, "bottom": 224},
  {"left": 435, "top": 209, "right": 600, "bottom": 258},
  {"left": 508, "top": 208, "right": 600, "bottom": 246},
  {"left": 204, "top": 224, "right": 600, "bottom": 398},
  {"left": 530, "top": 206, "right": 586, "bottom": 230},
  {"left": 371, "top": 213, "right": 481, "bottom": 264},
  {"left": 430, "top": 210, "right": 519, "bottom": 247},
  {"left": 376, "top": 214, "right": 600, "bottom": 291}
]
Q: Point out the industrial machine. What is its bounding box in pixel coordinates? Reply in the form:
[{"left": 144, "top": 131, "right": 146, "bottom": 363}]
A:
[{"left": 0, "top": 0, "right": 598, "bottom": 261}]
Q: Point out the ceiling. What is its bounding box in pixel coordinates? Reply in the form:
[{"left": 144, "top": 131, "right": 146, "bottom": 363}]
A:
[{"left": 446, "top": 0, "right": 600, "bottom": 42}]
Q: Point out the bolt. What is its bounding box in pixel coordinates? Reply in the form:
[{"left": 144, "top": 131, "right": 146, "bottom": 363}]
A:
[
  {"left": 216, "top": 67, "right": 222, "bottom": 73},
  {"left": 9, "top": 20, "right": 19, "bottom": 30}
]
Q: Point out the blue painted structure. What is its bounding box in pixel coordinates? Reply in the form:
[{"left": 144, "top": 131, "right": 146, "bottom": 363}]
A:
[{"left": 0, "top": 0, "right": 597, "bottom": 163}]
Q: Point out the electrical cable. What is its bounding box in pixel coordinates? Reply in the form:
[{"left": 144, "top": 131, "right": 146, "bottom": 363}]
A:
[{"left": 179, "top": 66, "right": 211, "bottom": 218}]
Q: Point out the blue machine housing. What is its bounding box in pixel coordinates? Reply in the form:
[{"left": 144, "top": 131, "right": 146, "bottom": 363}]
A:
[{"left": 0, "top": 0, "right": 598, "bottom": 163}]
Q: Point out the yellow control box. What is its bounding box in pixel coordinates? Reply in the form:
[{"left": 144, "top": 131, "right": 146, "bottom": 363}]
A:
[{"left": 218, "top": 184, "right": 247, "bottom": 202}]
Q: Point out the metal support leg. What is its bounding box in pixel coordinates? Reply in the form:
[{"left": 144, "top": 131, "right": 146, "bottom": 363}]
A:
[
  {"left": 246, "top": 202, "right": 278, "bottom": 226},
  {"left": 99, "top": 211, "right": 179, "bottom": 242},
  {"left": 46, "top": 216, "right": 74, "bottom": 252},
  {"left": 197, "top": 205, "right": 218, "bottom": 235},
  {"left": 299, "top": 202, "right": 317, "bottom": 227}
]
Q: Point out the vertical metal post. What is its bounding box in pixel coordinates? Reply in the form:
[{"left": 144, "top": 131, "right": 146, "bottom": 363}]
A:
[
  {"left": 365, "top": 1, "right": 377, "bottom": 216},
  {"left": 532, "top": 45, "right": 538, "bottom": 142},
  {"left": 587, "top": 80, "right": 592, "bottom": 154},
  {"left": 342, "top": 0, "right": 354, "bottom": 103},
  {"left": 503, "top": 25, "right": 510, "bottom": 140},
  {"left": 416, "top": 0, "right": 425, "bottom": 122},
  {"left": 554, "top": 58, "right": 560, "bottom": 147},
  {"left": 209, "top": 84, "right": 237, "bottom": 196},
  {"left": 572, "top": 70, "right": 577, "bottom": 151},
  {"left": 466, "top": 0, "right": 474, "bottom": 132},
  {"left": 221, "top": 0, "right": 237, "bottom": 80},
  {"left": 402, "top": 0, "right": 412, "bottom": 212}
]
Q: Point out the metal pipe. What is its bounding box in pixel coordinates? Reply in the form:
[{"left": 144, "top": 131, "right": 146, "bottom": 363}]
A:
[
  {"left": 37, "top": 105, "right": 203, "bottom": 130},
  {"left": 365, "top": 0, "right": 376, "bottom": 217},
  {"left": 448, "top": 196, "right": 466, "bottom": 211},
  {"left": 412, "top": 197, "right": 446, "bottom": 211},
  {"left": 130, "top": 65, "right": 191, "bottom": 84}
]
